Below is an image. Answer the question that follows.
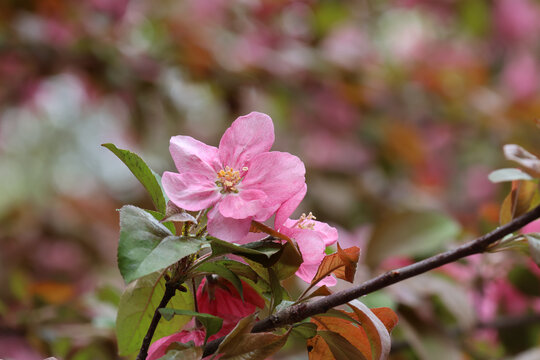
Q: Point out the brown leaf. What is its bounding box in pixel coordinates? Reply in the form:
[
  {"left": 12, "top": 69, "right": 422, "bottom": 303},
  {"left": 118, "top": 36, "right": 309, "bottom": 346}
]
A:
[
  {"left": 347, "top": 300, "right": 392, "bottom": 360},
  {"left": 306, "top": 285, "right": 333, "bottom": 300},
  {"left": 307, "top": 304, "right": 399, "bottom": 360},
  {"left": 216, "top": 313, "right": 290, "bottom": 360},
  {"left": 371, "top": 308, "right": 399, "bottom": 333},
  {"left": 308, "top": 314, "right": 371, "bottom": 360},
  {"left": 250, "top": 221, "right": 292, "bottom": 243},
  {"left": 250, "top": 220, "right": 303, "bottom": 262},
  {"left": 312, "top": 244, "right": 360, "bottom": 285}
]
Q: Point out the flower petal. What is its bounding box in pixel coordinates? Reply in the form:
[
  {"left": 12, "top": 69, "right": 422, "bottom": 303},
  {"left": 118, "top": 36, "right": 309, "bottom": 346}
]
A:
[
  {"left": 311, "top": 220, "right": 339, "bottom": 246},
  {"left": 242, "top": 151, "right": 306, "bottom": 220},
  {"left": 218, "top": 190, "right": 266, "bottom": 219},
  {"left": 294, "top": 229, "right": 326, "bottom": 265},
  {"left": 170, "top": 135, "right": 220, "bottom": 178},
  {"left": 275, "top": 184, "right": 307, "bottom": 230},
  {"left": 218, "top": 112, "right": 275, "bottom": 170},
  {"left": 207, "top": 207, "right": 252, "bottom": 242},
  {"left": 162, "top": 171, "right": 221, "bottom": 211}
]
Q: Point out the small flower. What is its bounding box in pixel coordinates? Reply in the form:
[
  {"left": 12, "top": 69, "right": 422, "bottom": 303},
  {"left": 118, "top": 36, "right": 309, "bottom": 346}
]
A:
[
  {"left": 162, "top": 112, "right": 306, "bottom": 242},
  {"left": 274, "top": 184, "right": 339, "bottom": 285}
]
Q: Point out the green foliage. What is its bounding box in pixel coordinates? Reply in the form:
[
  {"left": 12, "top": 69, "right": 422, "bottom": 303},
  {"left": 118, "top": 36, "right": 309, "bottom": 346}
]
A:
[
  {"left": 209, "top": 237, "right": 283, "bottom": 266},
  {"left": 291, "top": 322, "right": 318, "bottom": 340},
  {"left": 118, "top": 205, "right": 205, "bottom": 283},
  {"left": 102, "top": 143, "right": 167, "bottom": 214},
  {"left": 525, "top": 233, "right": 540, "bottom": 268},
  {"left": 365, "top": 210, "right": 461, "bottom": 268},
  {"left": 116, "top": 272, "right": 193, "bottom": 356}
]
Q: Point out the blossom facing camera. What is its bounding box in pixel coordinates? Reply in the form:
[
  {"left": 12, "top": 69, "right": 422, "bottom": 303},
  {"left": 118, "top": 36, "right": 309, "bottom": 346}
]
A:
[{"left": 162, "top": 112, "right": 306, "bottom": 242}]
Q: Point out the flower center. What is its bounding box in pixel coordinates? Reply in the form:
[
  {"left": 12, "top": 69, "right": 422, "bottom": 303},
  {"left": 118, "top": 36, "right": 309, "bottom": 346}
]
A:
[
  {"left": 216, "top": 166, "right": 248, "bottom": 193},
  {"left": 295, "top": 212, "right": 316, "bottom": 230}
]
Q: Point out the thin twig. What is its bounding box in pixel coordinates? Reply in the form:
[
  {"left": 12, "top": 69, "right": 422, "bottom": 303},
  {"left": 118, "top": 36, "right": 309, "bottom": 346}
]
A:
[
  {"left": 136, "top": 282, "right": 177, "bottom": 360},
  {"left": 202, "top": 204, "right": 540, "bottom": 357}
]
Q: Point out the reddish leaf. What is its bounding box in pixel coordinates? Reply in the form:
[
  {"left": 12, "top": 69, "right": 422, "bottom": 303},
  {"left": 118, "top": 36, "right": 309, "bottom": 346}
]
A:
[
  {"left": 307, "top": 304, "right": 399, "bottom": 360},
  {"left": 306, "top": 285, "right": 333, "bottom": 300},
  {"left": 312, "top": 244, "right": 360, "bottom": 285},
  {"left": 308, "top": 315, "right": 371, "bottom": 360},
  {"left": 347, "top": 300, "right": 392, "bottom": 360},
  {"left": 371, "top": 308, "right": 399, "bottom": 333}
]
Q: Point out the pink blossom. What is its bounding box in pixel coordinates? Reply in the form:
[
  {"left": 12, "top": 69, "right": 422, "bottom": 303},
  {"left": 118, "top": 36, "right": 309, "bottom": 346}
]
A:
[
  {"left": 521, "top": 219, "right": 540, "bottom": 234},
  {"left": 147, "top": 330, "right": 206, "bottom": 360},
  {"left": 274, "top": 185, "right": 339, "bottom": 285},
  {"left": 162, "top": 112, "right": 305, "bottom": 242},
  {"left": 197, "top": 277, "right": 265, "bottom": 328}
]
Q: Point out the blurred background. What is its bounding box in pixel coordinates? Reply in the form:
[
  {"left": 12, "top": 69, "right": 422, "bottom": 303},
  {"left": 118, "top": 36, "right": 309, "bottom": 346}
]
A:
[{"left": 1, "top": 0, "right": 540, "bottom": 359}]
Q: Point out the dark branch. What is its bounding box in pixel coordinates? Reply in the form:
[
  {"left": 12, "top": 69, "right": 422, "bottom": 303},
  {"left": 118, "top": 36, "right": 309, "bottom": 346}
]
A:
[
  {"left": 203, "top": 204, "right": 540, "bottom": 357},
  {"left": 136, "top": 282, "right": 177, "bottom": 360}
]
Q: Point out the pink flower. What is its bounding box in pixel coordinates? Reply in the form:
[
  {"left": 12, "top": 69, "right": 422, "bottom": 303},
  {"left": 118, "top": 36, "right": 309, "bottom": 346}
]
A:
[
  {"left": 197, "top": 277, "right": 265, "bottom": 328},
  {"left": 147, "top": 330, "right": 206, "bottom": 360},
  {"left": 274, "top": 185, "right": 339, "bottom": 285},
  {"left": 162, "top": 112, "right": 305, "bottom": 242}
]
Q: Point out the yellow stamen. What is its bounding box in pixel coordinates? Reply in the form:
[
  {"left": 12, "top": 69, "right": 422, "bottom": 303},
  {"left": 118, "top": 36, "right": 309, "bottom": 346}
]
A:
[{"left": 216, "top": 166, "right": 243, "bottom": 193}]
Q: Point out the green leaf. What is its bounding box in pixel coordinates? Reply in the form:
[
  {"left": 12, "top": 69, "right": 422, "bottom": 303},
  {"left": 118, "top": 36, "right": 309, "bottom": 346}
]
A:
[
  {"left": 196, "top": 262, "right": 244, "bottom": 300},
  {"left": 271, "top": 242, "right": 303, "bottom": 280},
  {"left": 291, "top": 322, "right": 318, "bottom": 340},
  {"left": 209, "top": 238, "right": 283, "bottom": 267},
  {"left": 317, "top": 330, "right": 369, "bottom": 360},
  {"left": 488, "top": 168, "right": 534, "bottom": 183},
  {"left": 116, "top": 272, "right": 193, "bottom": 356},
  {"left": 118, "top": 206, "right": 205, "bottom": 283},
  {"left": 268, "top": 268, "right": 282, "bottom": 311},
  {"left": 525, "top": 233, "right": 540, "bottom": 268},
  {"left": 218, "top": 260, "right": 259, "bottom": 282},
  {"left": 365, "top": 210, "right": 461, "bottom": 268},
  {"left": 158, "top": 309, "right": 223, "bottom": 344},
  {"left": 102, "top": 143, "right": 166, "bottom": 214}
]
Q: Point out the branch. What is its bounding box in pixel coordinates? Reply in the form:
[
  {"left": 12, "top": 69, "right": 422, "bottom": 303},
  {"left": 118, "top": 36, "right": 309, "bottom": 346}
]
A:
[
  {"left": 136, "top": 282, "right": 177, "bottom": 360},
  {"left": 203, "top": 204, "right": 540, "bottom": 357}
]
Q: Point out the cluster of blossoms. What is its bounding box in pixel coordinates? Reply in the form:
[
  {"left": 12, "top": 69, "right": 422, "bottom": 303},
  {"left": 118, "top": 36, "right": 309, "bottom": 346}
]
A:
[
  {"left": 162, "top": 112, "right": 339, "bottom": 284},
  {"left": 148, "top": 112, "right": 339, "bottom": 357}
]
